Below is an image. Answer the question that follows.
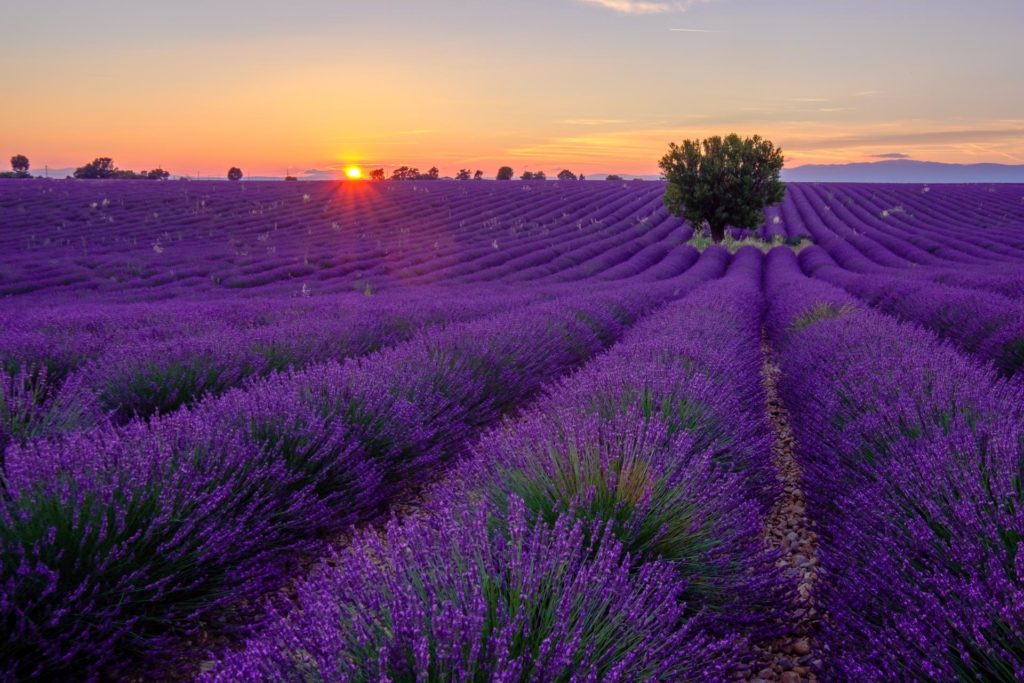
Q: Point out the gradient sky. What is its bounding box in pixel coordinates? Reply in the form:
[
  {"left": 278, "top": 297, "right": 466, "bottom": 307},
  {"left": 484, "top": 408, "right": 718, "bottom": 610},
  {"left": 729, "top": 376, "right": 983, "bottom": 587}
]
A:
[{"left": 4, "top": 0, "right": 1023, "bottom": 178}]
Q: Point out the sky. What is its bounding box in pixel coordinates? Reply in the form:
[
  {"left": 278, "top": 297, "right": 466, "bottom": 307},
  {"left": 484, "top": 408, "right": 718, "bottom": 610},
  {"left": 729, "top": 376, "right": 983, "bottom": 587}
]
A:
[{"left": 4, "top": 0, "right": 1023, "bottom": 178}]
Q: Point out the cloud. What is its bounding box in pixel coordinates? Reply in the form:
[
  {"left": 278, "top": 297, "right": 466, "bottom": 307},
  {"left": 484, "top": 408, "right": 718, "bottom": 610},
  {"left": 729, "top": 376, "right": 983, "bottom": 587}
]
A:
[
  {"left": 501, "top": 120, "right": 1024, "bottom": 172},
  {"left": 871, "top": 152, "right": 911, "bottom": 159},
  {"left": 669, "top": 27, "right": 721, "bottom": 33},
  {"left": 579, "top": 0, "right": 711, "bottom": 13},
  {"left": 561, "top": 118, "right": 628, "bottom": 125},
  {"left": 579, "top": 0, "right": 671, "bottom": 12}
]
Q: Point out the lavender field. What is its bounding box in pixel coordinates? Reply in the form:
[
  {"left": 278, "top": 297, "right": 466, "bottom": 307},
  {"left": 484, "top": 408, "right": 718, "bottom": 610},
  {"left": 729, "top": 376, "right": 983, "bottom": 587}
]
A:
[{"left": 2, "top": 178, "right": 1024, "bottom": 681}]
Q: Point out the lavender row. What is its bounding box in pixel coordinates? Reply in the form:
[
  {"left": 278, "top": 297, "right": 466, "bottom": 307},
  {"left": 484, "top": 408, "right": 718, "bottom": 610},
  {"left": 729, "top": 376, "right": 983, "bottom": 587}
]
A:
[
  {"left": 5, "top": 180, "right": 1022, "bottom": 300},
  {"left": 765, "top": 248, "right": 1024, "bottom": 681},
  {"left": 800, "top": 245, "right": 1024, "bottom": 376},
  {"left": 1, "top": 180, "right": 680, "bottom": 298},
  {"left": 0, "top": 256, "right": 730, "bottom": 680},
  {"left": 202, "top": 248, "right": 788, "bottom": 680},
  {"left": 0, "top": 287, "right": 564, "bottom": 454}
]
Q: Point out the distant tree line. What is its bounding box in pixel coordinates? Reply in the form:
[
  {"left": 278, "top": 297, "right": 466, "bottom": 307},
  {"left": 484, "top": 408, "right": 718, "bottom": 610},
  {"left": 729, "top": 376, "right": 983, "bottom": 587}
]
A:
[
  {"left": 71, "top": 157, "right": 170, "bottom": 180},
  {"left": 1, "top": 154, "right": 610, "bottom": 184},
  {"left": 386, "top": 166, "right": 440, "bottom": 181}
]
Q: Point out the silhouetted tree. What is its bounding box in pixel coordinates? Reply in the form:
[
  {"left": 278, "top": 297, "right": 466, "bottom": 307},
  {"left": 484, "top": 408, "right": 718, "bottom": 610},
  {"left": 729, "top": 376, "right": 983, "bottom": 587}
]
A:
[
  {"left": 284, "top": 175, "right": 298, "bottom": 181},
  {"left": 368, "top": 168, "right": 385, "bottom": 181},
  {"left": 10, "top": 155, "right": 29, "bottom": 174},
  {"left": 425, "top": 166, "right": 440, "bottom": 180},
  {"left": 659, "top": 133, "right": 785, "bottom": 243},
  {"left": 557, "top": 169, "right": 577, "bottom": 181},
  {"left": 390, "top": 166, "right": 420, "bottom": 180},
  {"left": 227, "top": 167, "right": 243, "bottom": 181},
  {"left": 605, "top": 174, "right": 623, "bottom": 181},
  {"left": 456, "top": 168, "right": 472, "bottom": 180},
  {"left": 520, "top": 171, "right": 534, "bottom": 181},
  {"left": 473, "top": 170, "right": 484, "bottom": 180},
  {"left": 496, "top": 166, "right": 514, "bottom": 181},
  {"left": 534, "top": 170, "right": 546, "bottom": 181},
  {"left": 74, "top": 158, "right": 118, "bottom": 179},
  {"left": 146, "top": 168, "right": 170, "bottom": 180},
  {"left": 579, "top": 174, "right": 586, "bottom": 181}
]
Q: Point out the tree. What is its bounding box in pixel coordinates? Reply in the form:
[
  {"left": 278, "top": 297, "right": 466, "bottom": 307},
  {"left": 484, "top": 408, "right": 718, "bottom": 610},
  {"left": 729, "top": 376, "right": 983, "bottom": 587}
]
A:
[
  {"left": 456, "top": 168, "right": 472, "bottom": 181},
  {"left": 390, "top": 166, "right": 420, "bottom": 180},
  {"left": 496, "top": 166, "right": 513, "bottom": 181},
  {"left": 227, "top": 167, "right": 243, "bottom": 181},
  {"left": 557, "top": 169, "right": 577, "bottom": 181},
  {"left": 368, "top": 168, "right": 385, "bottom": 181},
  {"left": 10, "top": 154, "right": 29, "bottom": 175},
  {"left": 74, "top": 157, "right": 118, "bottom": 179},
  {"left": 580, "top": 174, "right": 586, "bottom": 181},
  {"left": 534, "top": 170, "right": 546, "bottom": 181},
  {"left": 473, "top": 170, "right": 483, "bottom": 180},
  {"left": 146, "top": 168, "right": 170, "bottom": 180},
  {"left": 605, "top": 174, "right": 623, "bottom": 181},
  {"left": 520, "top": 170, "right": 534, "bottom": 181},
  {"left": 425, "top": 166, "right": 440, "bottom": 180},
  {"left": 659, "top": 134, "right": 785, "bottom": 243}
]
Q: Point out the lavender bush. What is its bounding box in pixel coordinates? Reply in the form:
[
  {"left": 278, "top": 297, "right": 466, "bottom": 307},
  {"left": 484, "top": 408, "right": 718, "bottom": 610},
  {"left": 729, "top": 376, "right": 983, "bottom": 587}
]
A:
[{"left": 765, "top": 250, "right": 1024, "bottom": 681}]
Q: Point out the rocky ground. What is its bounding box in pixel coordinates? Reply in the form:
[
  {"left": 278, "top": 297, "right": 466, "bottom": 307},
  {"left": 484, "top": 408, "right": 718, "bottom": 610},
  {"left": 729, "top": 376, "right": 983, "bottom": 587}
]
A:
[{"left": 742, "top": 340, "right": 822, "bottom": 682}]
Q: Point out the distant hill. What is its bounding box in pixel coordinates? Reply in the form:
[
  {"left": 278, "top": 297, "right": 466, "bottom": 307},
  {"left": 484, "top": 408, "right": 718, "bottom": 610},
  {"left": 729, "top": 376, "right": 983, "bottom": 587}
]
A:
[{"left": 782, "top": 159, "right": 1024, "bottom": 183}]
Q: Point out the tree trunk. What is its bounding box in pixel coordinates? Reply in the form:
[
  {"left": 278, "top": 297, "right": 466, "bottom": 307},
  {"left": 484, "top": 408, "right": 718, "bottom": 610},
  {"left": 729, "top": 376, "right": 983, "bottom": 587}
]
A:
[{"left": 709, "top": 222, "right": 726, "bottom": 243}]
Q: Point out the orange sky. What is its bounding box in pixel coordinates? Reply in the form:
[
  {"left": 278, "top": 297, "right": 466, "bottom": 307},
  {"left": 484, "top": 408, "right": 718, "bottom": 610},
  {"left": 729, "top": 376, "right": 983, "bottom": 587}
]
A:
[{"left": 4, "top": 1, "right": 1023, "bottom": 178}]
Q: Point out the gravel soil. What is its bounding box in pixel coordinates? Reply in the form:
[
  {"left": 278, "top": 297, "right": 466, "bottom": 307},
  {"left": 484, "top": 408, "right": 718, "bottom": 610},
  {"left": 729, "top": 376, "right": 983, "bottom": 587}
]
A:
[{"left": 740, "top": 338, "right": 823, "bottom": 683}]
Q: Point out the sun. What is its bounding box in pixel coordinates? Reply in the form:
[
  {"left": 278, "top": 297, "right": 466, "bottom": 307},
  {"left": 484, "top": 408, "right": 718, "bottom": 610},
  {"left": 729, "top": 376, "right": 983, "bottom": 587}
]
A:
[{"left": 345, "top": 166, "right": 362, "bottom": 179}]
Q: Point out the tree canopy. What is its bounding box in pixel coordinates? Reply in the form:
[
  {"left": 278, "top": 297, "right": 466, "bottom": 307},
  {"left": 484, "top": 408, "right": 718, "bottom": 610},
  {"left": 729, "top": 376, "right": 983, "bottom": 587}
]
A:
[
  {"left": 227, "top": 167, "right": 243, "bottom": 181},
  {"left": 456, "top": 169, "right": 472, "bottom": 181},
  {"left": 72, "top": 158, "right": 172, "bottom": 180},
  {"left": 10, "top": 155, "right": 29, "bottom": 174},
  {"left": 74, "top": 158, "right": 118, "bottom": 179},
  {"left": 391, "top": 166, "right": 420, "bottom": 180},
  {"left": 557, "top": 169, "right": 577, "bottom": 181},
  {"left": 473, "top": 170, "right": 484, "bottom": 180},
  {"left": 368, "top": 168, "right": 385, "bottom": 181},
  {"left": 659, "top": 133, "right": 785, "bottom": 243},
  {"left": 496, "top": 166, "right": 513, "bottom": 181}
]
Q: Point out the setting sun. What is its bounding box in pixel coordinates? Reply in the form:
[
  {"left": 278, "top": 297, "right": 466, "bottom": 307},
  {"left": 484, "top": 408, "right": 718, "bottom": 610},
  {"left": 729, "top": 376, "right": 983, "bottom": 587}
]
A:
[{"left": 345, "top": 166, "right": 362, "bottom": 179}]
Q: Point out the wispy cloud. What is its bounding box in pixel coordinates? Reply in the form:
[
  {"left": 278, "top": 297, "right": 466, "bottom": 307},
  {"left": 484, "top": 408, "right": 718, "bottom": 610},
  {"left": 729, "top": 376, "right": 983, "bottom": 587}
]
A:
[
  {"left": 502, "top": 120, "right": 1024, "bottom": 171},
  {"left": 579, "top": 0, "right": 712, "bottom": 14},
  {"left": 790, "top": 97, "right": 830, "bottom": 103},
  {"left": 561, "top": 118, "right": 628, "bottom": 125},
  {"left": 579, "top": 0, "right": 672, "bottom": 13},
  {"left": 351, "top": 129, "right": 436, "bottom": 141}
]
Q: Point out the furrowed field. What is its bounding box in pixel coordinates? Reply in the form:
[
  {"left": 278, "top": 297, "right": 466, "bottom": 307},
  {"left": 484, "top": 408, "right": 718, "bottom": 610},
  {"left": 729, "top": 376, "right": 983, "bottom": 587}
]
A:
[{"left": 2, "top": 178, "right": 1024, "bottom": 681}]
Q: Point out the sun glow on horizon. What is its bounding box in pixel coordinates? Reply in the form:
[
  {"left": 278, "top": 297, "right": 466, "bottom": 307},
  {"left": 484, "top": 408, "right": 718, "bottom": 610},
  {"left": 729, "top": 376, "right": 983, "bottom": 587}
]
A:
[{"left": 345, "top": 166, "right": 362, "bottom": 179}]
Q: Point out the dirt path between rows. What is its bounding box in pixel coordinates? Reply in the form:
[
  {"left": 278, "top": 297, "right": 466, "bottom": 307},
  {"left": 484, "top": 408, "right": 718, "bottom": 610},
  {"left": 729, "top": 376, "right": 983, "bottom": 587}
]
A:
[{"left": 743, "top": 337, "right": 822, "bottom": 683}]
